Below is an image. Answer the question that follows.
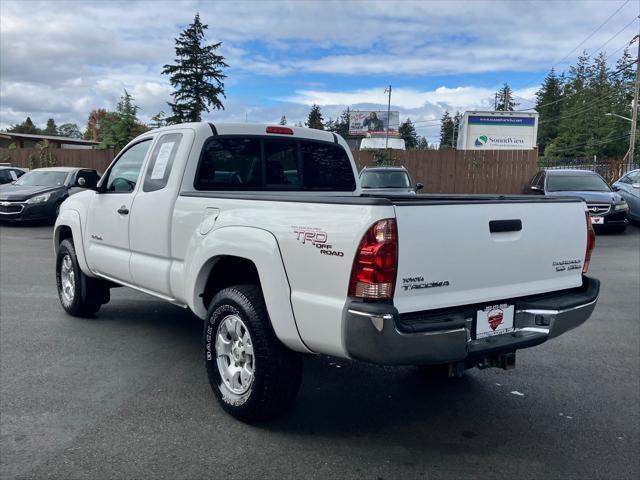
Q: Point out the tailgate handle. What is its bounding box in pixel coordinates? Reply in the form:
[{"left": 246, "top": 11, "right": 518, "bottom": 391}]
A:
[{"left": 489, "top": 219, "right": 522, "bottom": 233}]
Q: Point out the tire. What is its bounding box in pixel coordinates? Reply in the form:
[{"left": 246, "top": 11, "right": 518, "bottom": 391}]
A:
[
  {"left": 56, "top": 239, "right": 110, "bottom": 317},
  {"left": 204, "top": 285, "right": 302, "bottom": 423}
]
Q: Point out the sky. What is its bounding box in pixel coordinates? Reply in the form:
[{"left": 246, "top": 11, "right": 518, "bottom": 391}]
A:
[{"left": 0, "top": 0, "right": 638, "bottom": 143}]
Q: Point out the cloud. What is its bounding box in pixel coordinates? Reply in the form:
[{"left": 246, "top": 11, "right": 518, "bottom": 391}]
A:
[{"left": 0, "top": 0, "right": 635, "bottom": 132}]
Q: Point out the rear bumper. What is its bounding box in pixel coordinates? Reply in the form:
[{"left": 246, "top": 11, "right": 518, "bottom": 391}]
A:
[{"left": 345, "top": 276, "right": 599, "bottom": 366}]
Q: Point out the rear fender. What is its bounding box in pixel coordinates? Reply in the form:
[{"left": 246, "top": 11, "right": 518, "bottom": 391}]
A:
[{"left": 185, "top": 225, "right": 310, "bottom": 353}]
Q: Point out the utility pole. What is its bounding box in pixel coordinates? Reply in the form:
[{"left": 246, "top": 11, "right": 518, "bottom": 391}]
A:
[
  {"left": 629, "top": 35, "right": 639, "bottom": 165},
  {"left": 384, "top": 85, "right": 392, "bottom": 157}
]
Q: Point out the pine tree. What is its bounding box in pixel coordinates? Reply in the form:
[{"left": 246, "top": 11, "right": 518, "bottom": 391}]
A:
[
  {"left": 306, "top": 104, "right": 324, "bottom": 130},
  {"left": 162, "top": 13, "right": 228, "bottom": 124},
  {"left": 43, "top": 118, "right": 58, "bottom": 136},
  {"left": 150, "top": 111, "right": 167, "bottom": 129},
  {"left": 399, "top": 118, "right": 418, "bottom": 149},
  {"left": 495, "top": 83, "right": 519, "bottom": 111},
  {"left": 416, "top": 137, "right": 430, "bottom": 150},
  {"left": 535, "top": 68, "right": 563, "bottom": 154},
  {"left": 99, "top": 90, "right": 148, "bottom": 149},
  {"left": 58, "top": 123, "right": 82, "bottom": 138},
  {"left": 279, "top": 115, "right": 287, "bottom": 125},
  {"left": 8, "top": 117, "right": 41, "bottom": 134},
  {"left": 439, "top": 111, "right": 454, "bottom": 149}
]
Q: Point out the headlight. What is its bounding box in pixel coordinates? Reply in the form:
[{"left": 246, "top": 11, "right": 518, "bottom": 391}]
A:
[
  {"left": 614, "top": 202, "right": 628, "bottom": 211},
  {"left": 26, "top": 193, "right": 51, "bottom": 204}
]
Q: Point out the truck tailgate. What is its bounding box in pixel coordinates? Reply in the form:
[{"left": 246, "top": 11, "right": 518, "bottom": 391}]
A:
[{"left": 393, "top": 198, "right": 587, "bottom": 313}]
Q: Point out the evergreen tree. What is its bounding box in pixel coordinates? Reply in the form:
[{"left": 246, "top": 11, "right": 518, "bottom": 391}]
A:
[
  {"left": 306, "top": 104, "right": 324, "bottom": 130},
  {"left": 58, "top": 123, "right": 82, "bottom": 138},
  {"left": 439, "top": 111, "right": 454, "bottom": 149},
  {"left": 43, "top": 118, "right": 58, "bottom": 136},
  {"left": 8, "top": 117, "right": 41, "bottom": 134},
  {"left": 162, "top": 13, "right": 228, "bottom": 124},
  {"left": 535, "top": 68, "right": 563, "bottom": 154},
  {"left": 150, "top": 111, "right": 167, "bottom": 129},
  {"left": 495, "top": 83, "right": 519, "bottom": 111},
  {"left": 399, "top": 118, "right": 418, "bottom": 149},
  {"left": 416, "top": 136, "right": 430, "bottom": 150},
  {"left": 279, "top": 115, "right": 287, "bottom": 125},
  {"left": 99, "top": 90, "right": 148, "bottom": 149},
  {"left": 334, "top": 108, "right": 351, "bottom": 138}
]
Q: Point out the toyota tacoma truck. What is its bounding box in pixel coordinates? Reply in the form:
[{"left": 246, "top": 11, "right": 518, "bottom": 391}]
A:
[{"left": 53, "top": 123, "right": 599, "bottom": 422}]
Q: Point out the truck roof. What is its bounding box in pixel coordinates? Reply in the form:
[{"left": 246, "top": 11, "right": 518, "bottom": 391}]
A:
[{"left": 150, "top": 122, "right": 340, "bottom": 145}]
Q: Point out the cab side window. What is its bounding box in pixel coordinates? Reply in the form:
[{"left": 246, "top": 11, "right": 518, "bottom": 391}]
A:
[
  {"left": 143, "top": 133, "right": 183, "bottom": 192},
  {"left": 105, "top": 140, "right": 152, "bottom": 193}
]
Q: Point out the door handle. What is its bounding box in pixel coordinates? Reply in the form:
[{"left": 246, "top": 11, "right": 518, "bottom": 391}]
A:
[
  {"left": 117, "top": 206, "right": 129, "bottom": 215},
  {"left": 489, "top": 219, "right": 522, "bottom": 233}
]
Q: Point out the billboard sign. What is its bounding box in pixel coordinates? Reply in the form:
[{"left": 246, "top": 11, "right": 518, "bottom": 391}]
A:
[
  {"left": 457, "top": 111, "right": 539, "bottom": 150},
  {"left": 349, "top": 111, "right": 400, "bottom": 136}
]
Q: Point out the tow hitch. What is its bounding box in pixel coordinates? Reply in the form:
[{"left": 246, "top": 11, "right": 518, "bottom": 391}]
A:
[{"left": 475, "top": 352, "right": 516, "bottom": 370}]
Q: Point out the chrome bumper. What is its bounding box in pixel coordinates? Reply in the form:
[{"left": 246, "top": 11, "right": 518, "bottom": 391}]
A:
[{"left": 345, "top": 277, "right": 599, "bottom": 366}]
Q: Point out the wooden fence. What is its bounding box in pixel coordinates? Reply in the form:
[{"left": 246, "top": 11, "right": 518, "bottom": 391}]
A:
[
  {"left": 0, "top": 148, "right": 118, "bottom": 173},
  {"left": 1, "top": 147, "right": 538, "bottom": 194},
  {"left": 353, "top": 149, "right": 538, "bottom": 194}
]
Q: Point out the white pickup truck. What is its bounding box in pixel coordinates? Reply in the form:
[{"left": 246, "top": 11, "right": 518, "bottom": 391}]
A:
[{"left": 54, "top": 123, "right": 599, "bottom": 422}]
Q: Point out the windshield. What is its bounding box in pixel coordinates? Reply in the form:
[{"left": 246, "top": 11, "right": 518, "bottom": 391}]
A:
[
  {"left": 547, "top": 174, "right": 610, "bottom": 192},
  {"left": 15, "top": 171, "right": 68, "bottom": 187},
  {"left": 361, "top": 170, "right": 411, "bottom": 189}
]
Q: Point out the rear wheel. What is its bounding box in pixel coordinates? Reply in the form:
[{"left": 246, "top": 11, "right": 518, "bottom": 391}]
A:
[
  {"left": 56, "top": 239, "right": 110, "bottom": 317},
  {"left": 204, "top": 285, "right": 302, "bottom": 422}
]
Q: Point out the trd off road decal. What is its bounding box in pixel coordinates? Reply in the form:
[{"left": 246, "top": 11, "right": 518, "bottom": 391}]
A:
[{"left": 292, "top": 226, "right": 344, "bottom": 257}]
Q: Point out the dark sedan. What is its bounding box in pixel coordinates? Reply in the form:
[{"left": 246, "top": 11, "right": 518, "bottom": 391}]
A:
[
  {"left": 528, "top": 169, "right": 628, "bottom": 232},
  {"left": 0, "top": 166, "right": 25, "bottom": 184},
  {"left": 0, "top": 167, "right": 99, "bottom": 223}
]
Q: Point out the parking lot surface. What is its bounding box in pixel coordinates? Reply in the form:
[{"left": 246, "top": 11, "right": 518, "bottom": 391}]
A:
[{"left": 1, "top": 223, "right": 639, "bottom": 479}]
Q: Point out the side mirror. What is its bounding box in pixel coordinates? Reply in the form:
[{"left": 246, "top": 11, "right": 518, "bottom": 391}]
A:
[
  {"left": 612, "top": 184, "right": 621, "bottom": 191},
  {"left": 75, "top": 175, "right": 97, "bottom": 190},
  {"left": 530, "top": 185, "right": 543, "bottom": 194},
  {"left": 415, "top": 182, "right": 424, "bottom": 191}
]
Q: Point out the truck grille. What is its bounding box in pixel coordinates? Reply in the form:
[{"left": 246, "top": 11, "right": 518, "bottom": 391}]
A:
[{"left": 586, "top": 204, "right": 610, "bottom": 216}]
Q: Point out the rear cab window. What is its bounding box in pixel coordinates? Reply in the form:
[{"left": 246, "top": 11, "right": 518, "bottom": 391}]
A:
[{"left": 195, "top": 136, "right": 355, "bottom": 191}]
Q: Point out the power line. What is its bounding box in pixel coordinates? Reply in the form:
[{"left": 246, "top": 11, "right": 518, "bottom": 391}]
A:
[
  {"left": 551, "top": 0, "right": 631, "bottom": 69},
  {"left": 588, "top": 15, "right": 639, "bottom": 55},
  {"left": 538, "top": 90, "right": 619, "bottom": 125},
  {"left": 518, "top": 57, "right": 635, "bottom": 112},
  {"left": 545, "top": 132, "right": 630, "bottom": 154}
]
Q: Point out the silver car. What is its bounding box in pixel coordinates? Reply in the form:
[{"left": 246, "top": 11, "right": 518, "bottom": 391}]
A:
[
  {"left": 612, "top": 169, "right": 640, "bottom": 222},
  {"left": 359, "top": 166, "right": 423, "bottom": 196}
]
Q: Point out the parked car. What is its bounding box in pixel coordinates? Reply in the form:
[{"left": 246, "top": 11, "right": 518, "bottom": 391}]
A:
[
  {"left": 528, "top": 168, "right": 628, "bottom": 232},
  {"left": 0, "top": 167, "right": 99, "bottom": 223},
  {"left": 612, "top": 169, "right": 640, "bottom": 222},
  {"left": 54, "top": 123, "right": 598, "bottom": 422},
  {"left": 0, "top": 166, "right": 25, "bottom": 184},
  {"left": 359, "top": 166, "right": 423, "bottom": 195}
]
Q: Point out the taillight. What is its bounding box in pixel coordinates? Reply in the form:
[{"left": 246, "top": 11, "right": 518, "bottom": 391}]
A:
[
  {"left": 266, "top": 126, "right": 293, "bottom": 135},
  {"left": 583, "top": 211, "right": 596, "bottom": 273},
  {"left": 348, "top": 219, "right": 398, "bottom": 299}
]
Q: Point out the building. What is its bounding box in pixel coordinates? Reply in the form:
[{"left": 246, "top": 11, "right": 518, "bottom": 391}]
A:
[{"left": 0, "top": 132, "right": 99, "bottom": 149}]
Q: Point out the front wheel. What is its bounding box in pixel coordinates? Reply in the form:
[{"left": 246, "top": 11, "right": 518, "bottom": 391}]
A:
[
  {"left": 56, "top": 239, "right": 109, "bottom": 317},
  {"left": 204, "top": 285, "right": 302, "bottom": 423}
]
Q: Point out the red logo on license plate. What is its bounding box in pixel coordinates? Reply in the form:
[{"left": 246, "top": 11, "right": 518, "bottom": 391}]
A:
[{"left": 488, "top": 309, "right": 504, "bottom": 331}]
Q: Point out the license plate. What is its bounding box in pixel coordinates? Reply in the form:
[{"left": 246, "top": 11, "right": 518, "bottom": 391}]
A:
[
  {"left": 591, "top": 216, "right": 604, "bottom": 225},
  {"left": 476, "top": 303, "right": 515, "bottom": 339}
]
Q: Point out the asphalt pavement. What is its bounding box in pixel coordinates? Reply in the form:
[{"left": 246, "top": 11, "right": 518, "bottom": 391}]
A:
[{"left": 1, "top": 222, "right": 639, "bottom": 480}]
